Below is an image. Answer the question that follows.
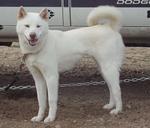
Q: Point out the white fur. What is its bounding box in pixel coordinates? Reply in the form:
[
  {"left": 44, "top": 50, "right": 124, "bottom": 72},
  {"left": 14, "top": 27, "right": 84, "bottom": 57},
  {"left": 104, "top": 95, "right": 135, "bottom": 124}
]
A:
[
  {"left": 87, "top": 6, "right": 122, "bottom": 31},
  {"left": 16, "top": 6, "right": 125, "bottom": 123}
]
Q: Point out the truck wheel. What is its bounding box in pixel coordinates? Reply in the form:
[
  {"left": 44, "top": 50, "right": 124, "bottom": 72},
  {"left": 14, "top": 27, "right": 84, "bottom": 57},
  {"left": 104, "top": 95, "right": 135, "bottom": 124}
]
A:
[{"left": 0, "top": 42, "right": 12, "bottom": 47}]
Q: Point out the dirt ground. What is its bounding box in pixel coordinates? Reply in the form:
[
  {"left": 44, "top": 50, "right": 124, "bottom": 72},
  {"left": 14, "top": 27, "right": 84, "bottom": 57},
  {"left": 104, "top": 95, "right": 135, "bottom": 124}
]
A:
[{"left": 0, "top": 46, "right": 150, "bottom": 128}]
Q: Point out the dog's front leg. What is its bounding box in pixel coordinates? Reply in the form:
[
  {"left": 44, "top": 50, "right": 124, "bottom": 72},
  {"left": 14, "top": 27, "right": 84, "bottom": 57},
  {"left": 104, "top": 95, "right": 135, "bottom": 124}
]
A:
[
  {"left": 28, "top": 66, "right": 47, "bottom": 122},
  {"left": 43, "top": 71, "right": 59, "bottom": 123}
]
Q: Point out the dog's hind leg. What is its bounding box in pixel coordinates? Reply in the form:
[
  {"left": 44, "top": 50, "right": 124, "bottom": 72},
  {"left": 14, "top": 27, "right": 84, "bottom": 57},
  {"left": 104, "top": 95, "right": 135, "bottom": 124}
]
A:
[
  {"left": 103, "top": 79, "right": 115, "bottom": 110},
  {"left": 96, "top": 57, "right": 122, "bottom": 114},
  {"left": 101, "top": 63, "right": 122, "bottom": 114},
  {"left": 28, "top": 66, "right": 47, "bottom": 122}
]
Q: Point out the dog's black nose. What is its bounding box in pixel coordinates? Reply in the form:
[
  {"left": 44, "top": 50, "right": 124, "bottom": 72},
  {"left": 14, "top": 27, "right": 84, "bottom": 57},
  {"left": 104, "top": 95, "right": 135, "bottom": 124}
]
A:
[{"left": 30, "top": 33, "right": 36, "bottom": 39}]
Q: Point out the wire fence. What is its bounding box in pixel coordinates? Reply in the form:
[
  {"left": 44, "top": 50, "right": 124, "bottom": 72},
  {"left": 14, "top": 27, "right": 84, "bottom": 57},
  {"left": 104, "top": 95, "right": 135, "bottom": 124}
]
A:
[{"left": 0, "top": 76, "right": 150, "bottom": 91}]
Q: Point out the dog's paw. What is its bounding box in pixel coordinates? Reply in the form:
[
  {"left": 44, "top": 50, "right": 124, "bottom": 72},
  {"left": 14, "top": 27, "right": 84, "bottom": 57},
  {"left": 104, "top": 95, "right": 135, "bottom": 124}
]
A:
[
  {"left": 110, "top": 108, "right": 121, "bottom": 115},
  {"left": 103, "top": 103, "right": 114, "bottom": 110},
  {"left": 31, "top": 116, "right": 44, "bottom": 122},
  {"left": 44, "top": 116, "right": 55, "bottom": 123}
]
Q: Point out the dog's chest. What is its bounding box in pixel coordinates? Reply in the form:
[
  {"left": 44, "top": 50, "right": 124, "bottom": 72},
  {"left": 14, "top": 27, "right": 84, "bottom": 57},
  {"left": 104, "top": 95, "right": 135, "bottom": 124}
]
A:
[
  {"left": 24, "top": 52, "right": 83, "bottom": 73},
  {"left": 24, "top": 54, "right": 41, "bottom": 68}
]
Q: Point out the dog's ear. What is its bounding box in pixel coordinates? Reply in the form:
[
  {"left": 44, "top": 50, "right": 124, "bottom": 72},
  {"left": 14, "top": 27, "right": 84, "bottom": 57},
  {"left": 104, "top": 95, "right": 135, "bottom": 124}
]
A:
[
  {"left": 17, "top": 6, "right": 27, "bottom": 20},
  {"left": 39, "top": 8, "right": 49, "bottom": 21}
]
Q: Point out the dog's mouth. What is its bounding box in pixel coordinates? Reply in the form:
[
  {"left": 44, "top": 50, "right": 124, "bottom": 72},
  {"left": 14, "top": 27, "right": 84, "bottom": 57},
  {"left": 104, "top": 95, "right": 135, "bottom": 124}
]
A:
[
  {"left": 29, "top": 39, "right": 38, "bottom": 46},
  {"left": 25, "top": 36, "right": 38, "bottom": 46}
]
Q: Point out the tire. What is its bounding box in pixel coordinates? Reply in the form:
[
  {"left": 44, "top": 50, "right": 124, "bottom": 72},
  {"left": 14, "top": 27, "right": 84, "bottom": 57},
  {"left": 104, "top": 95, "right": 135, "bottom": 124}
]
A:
[{"left": 0, "top": 42, "right": 12, "bottom": 47}]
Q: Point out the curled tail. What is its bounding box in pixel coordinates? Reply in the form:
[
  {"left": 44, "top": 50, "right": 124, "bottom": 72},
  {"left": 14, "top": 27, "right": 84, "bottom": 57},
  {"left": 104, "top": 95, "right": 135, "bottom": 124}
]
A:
[{"left": 87, "top": 6, "right": 122, "bottom": 31}]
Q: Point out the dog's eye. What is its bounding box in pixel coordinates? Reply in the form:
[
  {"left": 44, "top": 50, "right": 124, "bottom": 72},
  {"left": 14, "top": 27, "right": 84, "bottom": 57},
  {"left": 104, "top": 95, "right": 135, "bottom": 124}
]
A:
[
  {"left": 25, "top": 25, "right": 30, "bottom": 28},
  {"left": 37, "top": 25, "right": 41, "bottom": 28}
]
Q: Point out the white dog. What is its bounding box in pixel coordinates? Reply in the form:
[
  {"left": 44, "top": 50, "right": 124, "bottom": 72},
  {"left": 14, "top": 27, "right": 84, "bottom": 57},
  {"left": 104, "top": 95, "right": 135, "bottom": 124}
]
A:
[{"left": 16, "top": 6, "right": 125, "bottom": 123}]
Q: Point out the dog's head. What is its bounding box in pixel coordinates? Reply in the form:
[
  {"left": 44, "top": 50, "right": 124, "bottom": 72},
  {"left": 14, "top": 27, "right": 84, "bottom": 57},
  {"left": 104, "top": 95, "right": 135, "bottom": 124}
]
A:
[{"left": 16, "top": 7, "right": 49, "bottom": 53}]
